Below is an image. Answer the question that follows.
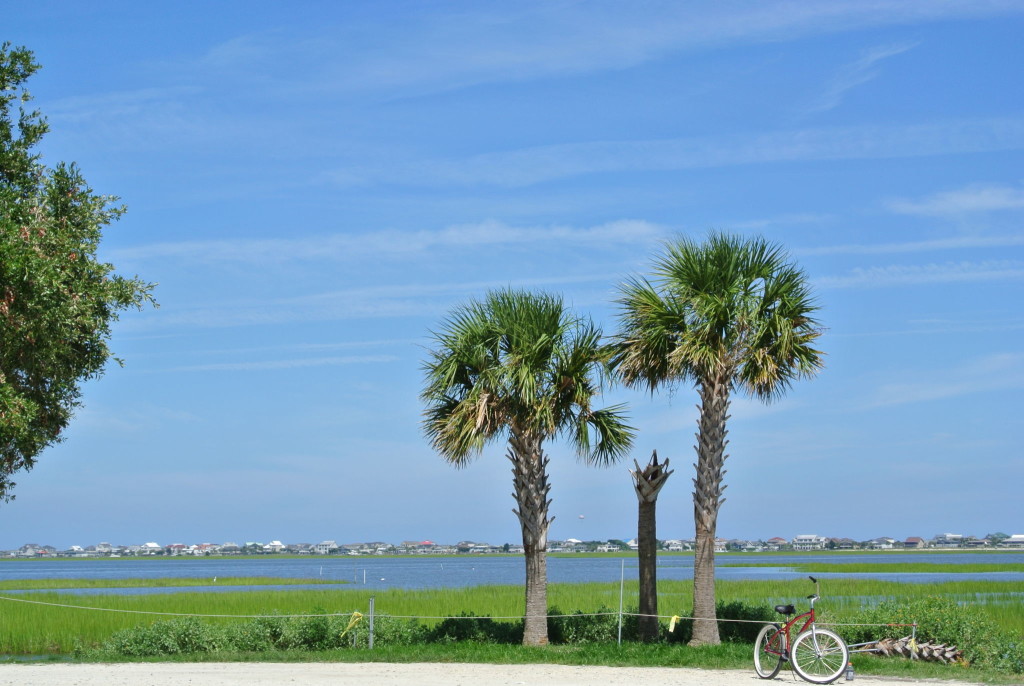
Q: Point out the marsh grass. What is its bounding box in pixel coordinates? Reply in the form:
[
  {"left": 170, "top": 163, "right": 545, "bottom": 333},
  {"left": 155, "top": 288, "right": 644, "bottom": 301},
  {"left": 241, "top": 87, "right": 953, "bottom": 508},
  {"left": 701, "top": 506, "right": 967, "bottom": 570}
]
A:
[
  {"left": 2, "top": 576, "right": 1021, "bottom": 654},
  {"left": 0, "top": 577, "right": 344, "bottom": 591},
  {"left": 720, "top": 562, "right": 1024, "bottom": 573}
]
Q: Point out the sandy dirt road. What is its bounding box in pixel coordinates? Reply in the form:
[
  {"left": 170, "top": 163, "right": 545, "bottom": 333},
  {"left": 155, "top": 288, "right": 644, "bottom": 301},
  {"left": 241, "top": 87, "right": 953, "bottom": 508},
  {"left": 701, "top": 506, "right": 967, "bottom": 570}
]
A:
[{"left": 0, "top": 662, "right": 985, "bottom": 686}]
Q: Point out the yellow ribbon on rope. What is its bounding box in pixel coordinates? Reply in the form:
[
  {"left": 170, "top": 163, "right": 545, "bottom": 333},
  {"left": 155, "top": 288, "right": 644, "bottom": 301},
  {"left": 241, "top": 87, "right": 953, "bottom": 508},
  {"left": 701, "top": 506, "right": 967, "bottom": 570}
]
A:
[
  {"left": 669, "top": 615, "right": 681, "bottom": 633},
  {"left": 339, "top": 611, "right": 363, "bottom": 639}
]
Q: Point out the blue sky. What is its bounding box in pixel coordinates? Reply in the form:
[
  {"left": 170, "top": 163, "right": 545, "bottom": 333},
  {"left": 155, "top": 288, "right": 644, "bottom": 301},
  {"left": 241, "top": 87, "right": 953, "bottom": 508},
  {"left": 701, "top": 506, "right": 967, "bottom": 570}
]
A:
[{"left": 4, "top": 1, "right": 1022, "bottom": 550}]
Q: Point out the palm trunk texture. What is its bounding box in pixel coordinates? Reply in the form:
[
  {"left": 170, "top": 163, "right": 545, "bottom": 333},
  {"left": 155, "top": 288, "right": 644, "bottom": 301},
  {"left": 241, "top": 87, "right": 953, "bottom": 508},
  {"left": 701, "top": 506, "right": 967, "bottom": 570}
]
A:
[
  {"left": 509, "top": 432, "right": 552, "bottom": 646},
  {"left": 632, "top": 451, "right": 672, "bottom": 642},
  {"left": 690, "top": 376, "right": 730, "bottom": 646}
]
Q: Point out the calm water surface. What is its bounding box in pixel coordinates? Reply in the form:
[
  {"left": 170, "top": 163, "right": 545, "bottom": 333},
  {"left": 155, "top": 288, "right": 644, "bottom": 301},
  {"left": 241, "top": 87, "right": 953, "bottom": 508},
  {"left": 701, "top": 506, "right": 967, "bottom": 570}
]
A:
[{"left": 1, "top": 551, "right": 1021, "bottom": 594}]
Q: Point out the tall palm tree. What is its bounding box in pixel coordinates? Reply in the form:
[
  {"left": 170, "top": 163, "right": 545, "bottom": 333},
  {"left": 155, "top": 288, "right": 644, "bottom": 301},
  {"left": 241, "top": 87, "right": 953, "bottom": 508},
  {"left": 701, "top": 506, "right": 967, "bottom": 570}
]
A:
[
  {"left": 422, "top": 288, "right": 634, "bottom": 646},
  {"left": 611, "top": 233, "right": 823, "bottom": 645}
]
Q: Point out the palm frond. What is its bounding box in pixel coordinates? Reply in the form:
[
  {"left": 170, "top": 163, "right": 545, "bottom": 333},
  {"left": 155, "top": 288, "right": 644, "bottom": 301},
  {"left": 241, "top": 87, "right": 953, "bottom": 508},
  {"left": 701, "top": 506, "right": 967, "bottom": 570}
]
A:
[
  {"left": 611, "top": 231, "right": 824, "bottom": 398},
  {"left": 422, "top": 288, "right": 634, "bottom": 466}
]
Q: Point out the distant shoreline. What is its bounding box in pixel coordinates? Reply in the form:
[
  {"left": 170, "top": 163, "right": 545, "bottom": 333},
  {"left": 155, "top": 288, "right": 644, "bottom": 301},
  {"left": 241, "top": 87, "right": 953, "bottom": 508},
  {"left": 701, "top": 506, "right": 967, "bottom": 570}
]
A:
[{"left": 2, "top": 548, "right": 1020, "bottom": 562}]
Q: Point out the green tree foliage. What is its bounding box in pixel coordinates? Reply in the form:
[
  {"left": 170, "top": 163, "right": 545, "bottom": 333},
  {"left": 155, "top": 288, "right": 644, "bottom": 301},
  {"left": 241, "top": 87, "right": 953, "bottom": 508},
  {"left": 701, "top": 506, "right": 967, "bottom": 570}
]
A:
[
  {"left": 611, "top": 233, "right": 823, "bottom": 645},
  {"left": 421, "top": 288, "right": 633, "bottom": 645},
  {"left": 0, "top": 43, "right": 155, "bottom": 502}
]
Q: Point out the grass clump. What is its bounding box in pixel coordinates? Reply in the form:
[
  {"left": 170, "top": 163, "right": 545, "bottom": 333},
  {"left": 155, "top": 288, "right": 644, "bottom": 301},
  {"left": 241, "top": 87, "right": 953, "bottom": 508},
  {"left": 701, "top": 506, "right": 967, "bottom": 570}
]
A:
[{"left": 842, "top": 596, "right": 1024, "bottom": 675}]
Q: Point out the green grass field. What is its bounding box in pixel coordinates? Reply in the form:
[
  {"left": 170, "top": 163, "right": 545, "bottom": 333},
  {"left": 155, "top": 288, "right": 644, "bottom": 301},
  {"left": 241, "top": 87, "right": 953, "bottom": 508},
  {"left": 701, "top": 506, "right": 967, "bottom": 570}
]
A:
[
  {"left": 720, "top": 561, "right": 1024, "bottom": 573},
  {"left": 1, "top": 575, "right": 1020, "bottom": 654}
]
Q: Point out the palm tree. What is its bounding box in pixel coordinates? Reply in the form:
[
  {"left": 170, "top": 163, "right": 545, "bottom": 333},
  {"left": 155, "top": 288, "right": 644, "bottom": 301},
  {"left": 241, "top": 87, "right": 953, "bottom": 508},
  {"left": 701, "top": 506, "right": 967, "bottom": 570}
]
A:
[
  {"left": 611, "top": 233, "right": 823, "bottom": 645},
  {"left": 422, "top": 288, "right": 634, "bottom": 646},
  {"left": 631, "top": 449, "right": 673, "bottom": 642}
]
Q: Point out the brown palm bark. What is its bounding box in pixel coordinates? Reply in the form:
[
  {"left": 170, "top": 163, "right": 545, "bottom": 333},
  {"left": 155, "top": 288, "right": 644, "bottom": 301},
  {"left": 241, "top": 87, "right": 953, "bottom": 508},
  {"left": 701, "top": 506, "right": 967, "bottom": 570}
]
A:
[
  {"left": 631, "top": 450, "right": 673, "bottom": 642},
  {"left": 689, "top": 375, "right": 730, "bottom": 646},
  {"left": 510, "top": 430, "right": 553, "bottom": 646}
]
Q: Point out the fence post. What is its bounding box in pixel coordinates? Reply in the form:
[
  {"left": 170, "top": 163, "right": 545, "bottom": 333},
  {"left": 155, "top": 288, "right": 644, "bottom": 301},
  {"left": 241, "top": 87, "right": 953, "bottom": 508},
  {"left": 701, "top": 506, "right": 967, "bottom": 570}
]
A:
[
  {"left": 369, "top": 595, "right": 375, "bottom": 649},
  {"left": 617, "top": 559, "right": 624, "bottom": 646}
]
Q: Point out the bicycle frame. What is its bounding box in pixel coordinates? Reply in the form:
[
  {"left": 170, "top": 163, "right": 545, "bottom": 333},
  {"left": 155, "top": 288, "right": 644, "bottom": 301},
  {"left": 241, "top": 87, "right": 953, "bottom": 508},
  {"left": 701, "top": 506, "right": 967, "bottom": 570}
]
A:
[{"left": 764, "top": 577, "right": 823, "bottom": 659}]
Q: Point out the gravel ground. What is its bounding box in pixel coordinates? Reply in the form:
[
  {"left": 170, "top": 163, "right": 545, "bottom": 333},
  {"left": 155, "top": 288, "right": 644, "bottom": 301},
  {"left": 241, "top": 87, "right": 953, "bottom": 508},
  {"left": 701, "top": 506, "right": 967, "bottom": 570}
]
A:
[{"left": 0, "top": 662, "right": 986, "bottom": 686}]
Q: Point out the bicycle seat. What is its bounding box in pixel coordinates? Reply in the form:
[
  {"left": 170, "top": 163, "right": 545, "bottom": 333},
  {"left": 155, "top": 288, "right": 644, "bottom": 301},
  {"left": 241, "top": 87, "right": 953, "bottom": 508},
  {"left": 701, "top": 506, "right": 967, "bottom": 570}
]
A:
[{"left": 774, "top": 604, "right": 796, "bottom": 616}]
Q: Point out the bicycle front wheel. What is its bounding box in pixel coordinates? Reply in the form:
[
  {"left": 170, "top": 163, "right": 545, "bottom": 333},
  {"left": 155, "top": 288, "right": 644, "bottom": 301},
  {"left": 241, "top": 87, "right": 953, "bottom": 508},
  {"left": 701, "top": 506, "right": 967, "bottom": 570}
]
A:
[
  {"left": 791, "top": 627, "right": 849, "bottom": 684},
  {"left": 754, "top": 623, "right": 786, "bottom": 679}
]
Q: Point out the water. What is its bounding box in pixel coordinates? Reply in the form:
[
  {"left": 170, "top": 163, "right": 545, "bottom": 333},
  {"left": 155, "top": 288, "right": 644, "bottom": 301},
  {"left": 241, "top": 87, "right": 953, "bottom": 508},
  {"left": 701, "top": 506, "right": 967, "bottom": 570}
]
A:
[{"left": 0, "top": 551, "right": 1021, "bottom": 594}]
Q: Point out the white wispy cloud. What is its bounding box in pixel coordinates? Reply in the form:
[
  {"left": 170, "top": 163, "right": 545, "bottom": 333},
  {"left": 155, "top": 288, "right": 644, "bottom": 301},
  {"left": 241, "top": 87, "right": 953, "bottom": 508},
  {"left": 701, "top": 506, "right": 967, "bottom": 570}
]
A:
[
  {"left": 326, "top": 118, "right": 1024, "bottom": 189},
  {"left": 870, "top": 352, "right": 1024, "bottom": 407},
  {"left": 109, "top": 219, "right": 665, "bottom": 265},
  {"left": 807, "top": 41, "right": 918, "bottom": 114},
  {"left": 727, "top": 213, "right": 835, "bottom": 230},
  {"left": 170, "top": 355, "right": 398, "bottom": 372},
  {"left": 798, "top": 234, "right": 1024, "bottom": 256},
  {"left": 886, "top": 182, "right": 1024, "bottom": 216},
  {"left": 815, "top": 260, "right": 1024, "bottom": 289},
  {"left": 192, "top": 2, "right": 1024, "bottom": 98},
  {"left": 833, "top": 317, "right": 1024, "bottom": 338},
  {"left": 122, "top": 273, "right": 619, "bottom": 331}
]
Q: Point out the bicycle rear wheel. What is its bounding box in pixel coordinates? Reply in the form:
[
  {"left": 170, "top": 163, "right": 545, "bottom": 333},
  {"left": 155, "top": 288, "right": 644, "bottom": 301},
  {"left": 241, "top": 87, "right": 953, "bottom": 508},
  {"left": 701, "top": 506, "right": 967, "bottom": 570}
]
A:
[
  {"left": 791, "top": 627, "right": 849, "bottom": 684},
  {"left": 754, "top": 623, "right": 785, "bottom": 679}
]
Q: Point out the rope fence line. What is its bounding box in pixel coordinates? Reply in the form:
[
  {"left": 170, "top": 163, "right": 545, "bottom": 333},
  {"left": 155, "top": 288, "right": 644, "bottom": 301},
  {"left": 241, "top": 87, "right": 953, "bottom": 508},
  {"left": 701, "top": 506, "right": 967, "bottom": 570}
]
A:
[
  {"left": 0, "top": 594, "right": 358, "bottom": 619},
  {"left": 0, "top": 594, "right": 914, "bottom": 630}
]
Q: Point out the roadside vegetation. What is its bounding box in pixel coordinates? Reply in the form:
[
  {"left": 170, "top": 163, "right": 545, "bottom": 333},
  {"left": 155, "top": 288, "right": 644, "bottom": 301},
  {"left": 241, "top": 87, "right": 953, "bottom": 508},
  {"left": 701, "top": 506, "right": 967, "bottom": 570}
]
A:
[{"left": 1, "top": 575, "right": 1020, "bottom": 681}]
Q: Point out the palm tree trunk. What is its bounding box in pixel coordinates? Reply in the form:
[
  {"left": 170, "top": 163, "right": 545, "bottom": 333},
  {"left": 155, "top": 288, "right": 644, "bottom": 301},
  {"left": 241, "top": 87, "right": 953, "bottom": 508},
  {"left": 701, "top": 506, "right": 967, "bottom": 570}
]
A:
[
  {"left": 632, "top": 451, "right": 672, "bottom": 642},
  {"left": 509, "top": 431, "right": 552, "bottom": 646},
  {"left": 690, "top": 376, "right": 730, "bottom": 646},
  {"left": 637, "top": 499, "right": 658, "bottom": 641}
]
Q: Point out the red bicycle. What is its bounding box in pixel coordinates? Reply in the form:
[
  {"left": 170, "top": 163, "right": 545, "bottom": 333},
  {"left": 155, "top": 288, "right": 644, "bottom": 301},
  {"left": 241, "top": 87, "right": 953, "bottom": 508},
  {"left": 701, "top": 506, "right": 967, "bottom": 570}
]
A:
[{"left": 754, "top": 576, "right": 850, "bottom": 683}]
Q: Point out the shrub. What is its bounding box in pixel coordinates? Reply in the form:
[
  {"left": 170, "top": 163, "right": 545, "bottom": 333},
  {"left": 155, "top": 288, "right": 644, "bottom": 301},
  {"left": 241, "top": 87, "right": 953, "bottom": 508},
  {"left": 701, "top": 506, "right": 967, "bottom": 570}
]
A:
[
  {"left": 353, "top": 614, "right": 430, "bottom": 647},
  {"left": 101, "top": 617, "right": 224, "bottom": 657},
  {"left": 665, "top": 600, "right": 770, "bottom": 644},
  {"left": 427, "top": 612, "right": 521, "bottom": 644},
  {"left": 716, "top": 600, "right": 774, "bottom": 643},
  {"left": 843, "top": 596, "right": 1023, "bottom": 674},
  {"left": 287, "top": 609, "right": 335, "bottom": 650},
  {"left": 548, "top": 605, "right": 622, "bottom": 644}
]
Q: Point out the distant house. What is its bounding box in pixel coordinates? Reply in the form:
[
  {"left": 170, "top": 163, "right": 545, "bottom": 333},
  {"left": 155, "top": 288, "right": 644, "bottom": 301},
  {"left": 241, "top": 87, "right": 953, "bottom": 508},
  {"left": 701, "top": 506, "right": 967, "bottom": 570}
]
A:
[
  {"left": 314, "top": 540, "right": 339, "bottom": 555},
  {"left": 792, "top": 534, "right": 827, "bottom": 551},
  {"left": 932, "top": 533, "right": 963, "bottom": 548},
  {"left": 868, "top": 537, "right": 896, "bottom": 550},
  {"left": 904, "top": 537, "right": 926, "bottom": 549},
  {"left": 766, "top": 537, "right": 788, "bottom": 551},
  {"left": 999, "top": 534, "right": 1024, "bottom": 548}
]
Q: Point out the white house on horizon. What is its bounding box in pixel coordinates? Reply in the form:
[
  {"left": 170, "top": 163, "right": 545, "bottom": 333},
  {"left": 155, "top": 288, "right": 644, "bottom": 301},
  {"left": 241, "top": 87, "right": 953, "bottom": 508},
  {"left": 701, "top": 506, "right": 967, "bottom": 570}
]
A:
[
  {"left": 792, "top": 534, "right": 827, "bottom": 551},
  {"left": 314, "top": 540, "right": 338, "bottom": 554},
  {"left": 1000, "top": 534, "right": 1024, "bottom": 548}
]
